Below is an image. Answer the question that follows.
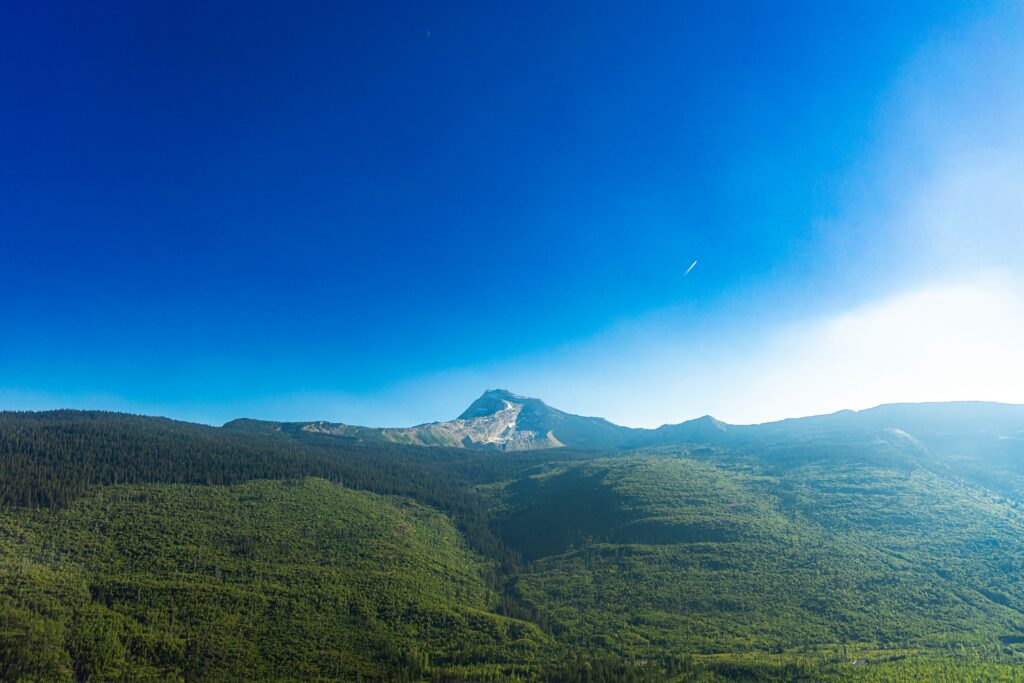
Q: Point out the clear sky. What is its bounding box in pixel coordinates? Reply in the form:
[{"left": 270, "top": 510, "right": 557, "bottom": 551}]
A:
[{"left": 2, "top": 1, "right": 1022, "bottom": 427}]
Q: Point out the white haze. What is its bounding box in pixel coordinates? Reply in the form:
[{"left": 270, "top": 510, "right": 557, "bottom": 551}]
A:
[{"left": 325, "top": 5, "right": 1024, "bottom": 430}]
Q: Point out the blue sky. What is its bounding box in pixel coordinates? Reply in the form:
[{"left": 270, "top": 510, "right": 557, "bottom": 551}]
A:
[{"left": 2, "top": 1, "right": 1022, "bottom": 426}]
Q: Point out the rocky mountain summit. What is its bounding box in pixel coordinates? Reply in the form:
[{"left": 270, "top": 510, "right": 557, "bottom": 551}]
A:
[
  {"left": 302, "top": 390, "right": 565, "bottom": 450},
  {"left": 226, "top": 391, "right": 1024, "bottom": 457},
  {"left": 281, "top": 389, "right": 718, "bottom": 451}
]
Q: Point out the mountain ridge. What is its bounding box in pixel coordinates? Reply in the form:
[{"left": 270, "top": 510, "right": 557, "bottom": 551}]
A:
[{"left": 221, "top": 390, "right": 1024, "bottom": 455}]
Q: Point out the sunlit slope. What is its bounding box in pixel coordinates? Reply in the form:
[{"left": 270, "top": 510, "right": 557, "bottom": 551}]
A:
[
  {"left": 4, "top": 408, "right": 1024, "bottom": 680},
  {"left": 0, "top": 478, "right": 549, "bottom": 681},
  {"left": 498, "top": 454, "right": 1024, "bottom": 657}
]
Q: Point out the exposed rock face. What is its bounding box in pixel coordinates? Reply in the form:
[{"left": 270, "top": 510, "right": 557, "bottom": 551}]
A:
[
  {"left": 297, "top": 389, "right": 737, "bottom": 451},
  {"left": 301, "top": 391, "right": 566, "bottom": 451},
  {"left": 458, "top": 389, "right": 535, "bottom": 420}
]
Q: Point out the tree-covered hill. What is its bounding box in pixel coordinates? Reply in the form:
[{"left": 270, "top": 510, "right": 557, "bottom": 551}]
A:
[
  {"left": 2, "top": 407, "right": 1024, "bottom": 680},
  {"left": 0, "top": 479, "right": 550, "bottom": 681},
  {"left": 499, "top": 455, "right": 1024, "bottom": 657}
]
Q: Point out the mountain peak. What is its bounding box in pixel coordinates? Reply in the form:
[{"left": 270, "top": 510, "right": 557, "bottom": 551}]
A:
[
  {"left": 458, "top": 389, "right": 539, "bottom": 420},
  {"left": 482, "top": 388, "right": 528, "bottom": 401},
  {"left": 691, "top": 415, "right": 728, "bottom": 430}
]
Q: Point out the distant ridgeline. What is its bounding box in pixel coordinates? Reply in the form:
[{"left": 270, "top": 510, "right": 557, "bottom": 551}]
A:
[{"left": 2, "top": 396, "right": 1024, "bottom": 681}]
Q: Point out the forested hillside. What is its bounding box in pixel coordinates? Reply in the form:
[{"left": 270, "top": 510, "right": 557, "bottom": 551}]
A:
[
  {"left": 500, "top": 455, "right": 1024, "bottom": 655},
  {"left": 0, "top": 479, "right": 550, "bottom": 680},
  {"left": 2, "top": 409, "right": 1024, "bottom": 681}
]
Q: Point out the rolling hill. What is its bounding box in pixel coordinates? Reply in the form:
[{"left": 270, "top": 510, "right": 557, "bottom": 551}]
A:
[{"left": 2, "top": 398, "right": 1024, "bottom": 680}]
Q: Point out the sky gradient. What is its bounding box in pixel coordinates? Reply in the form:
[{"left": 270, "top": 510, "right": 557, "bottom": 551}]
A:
[{"left": 2, "top": 1, "right": 1022, "bottom": 426}]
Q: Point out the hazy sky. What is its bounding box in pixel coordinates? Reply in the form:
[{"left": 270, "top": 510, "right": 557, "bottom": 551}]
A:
[{"left": 2, "top": 2, "right": 1022, "bottom": 426}]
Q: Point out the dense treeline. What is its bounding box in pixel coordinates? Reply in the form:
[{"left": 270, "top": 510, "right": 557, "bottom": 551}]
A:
[
  {"left": 0, "top": 410, "right": 510, "bottom": 507},
  {"left": 503, "top": 455, "right": 1024, "bottom": 659},
  {"left": 0, "top": 411, "right": 518, "bottom": 563},
  {"left": 0, "top": 479, "right": 551, "bottom": 681},
  {"left": 0, "top": 410, "right": 569, "bottom": 644},
  {"left": 0, "top": 411, "right": 343, "bottom": 507},
  {"left": 4, "top": 410, "right": 1024, "bottom": 680},
  {"left": 0, "top": 411, "right": 597, "bottom": 570}
]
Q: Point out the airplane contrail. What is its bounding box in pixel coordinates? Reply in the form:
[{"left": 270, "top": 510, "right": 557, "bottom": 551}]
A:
[{"left": 684, "top": 259, "right": 698, "bottom": 276}]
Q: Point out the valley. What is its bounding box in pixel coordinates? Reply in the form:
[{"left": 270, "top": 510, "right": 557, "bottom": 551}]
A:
[{"left": 2, "top": 395, "right": 1024, "bottom": 680}]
